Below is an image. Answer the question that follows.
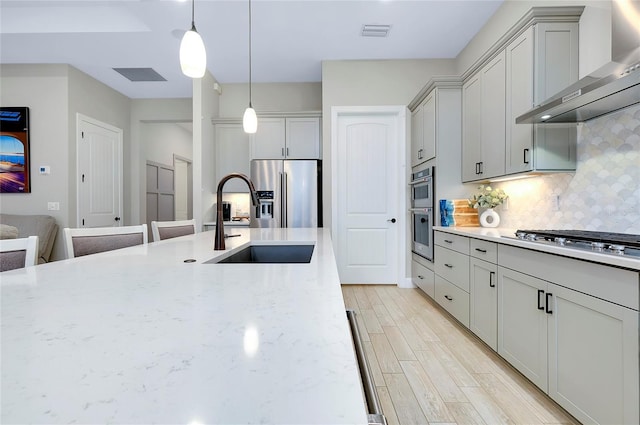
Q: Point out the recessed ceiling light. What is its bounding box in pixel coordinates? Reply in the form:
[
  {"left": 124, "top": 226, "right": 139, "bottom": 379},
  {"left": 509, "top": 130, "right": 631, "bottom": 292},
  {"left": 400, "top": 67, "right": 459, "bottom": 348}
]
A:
[
  {"left": 361, "top": 24, "right": 391, "bottom": 37},
  {"left": 540, "top": 114, "right": 552, "bottom": 120}
]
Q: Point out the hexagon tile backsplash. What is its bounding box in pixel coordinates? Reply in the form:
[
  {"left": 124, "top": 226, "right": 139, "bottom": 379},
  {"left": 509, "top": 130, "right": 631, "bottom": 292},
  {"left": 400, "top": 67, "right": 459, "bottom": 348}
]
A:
[{"left": 490, "top": 104, "right": 640, "bottom": 234}]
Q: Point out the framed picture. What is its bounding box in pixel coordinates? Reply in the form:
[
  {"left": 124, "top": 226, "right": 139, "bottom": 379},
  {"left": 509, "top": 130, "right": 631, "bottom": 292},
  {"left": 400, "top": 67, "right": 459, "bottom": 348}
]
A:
[{"left": 0, "top": 107, "right": 31, "bottom": 193}]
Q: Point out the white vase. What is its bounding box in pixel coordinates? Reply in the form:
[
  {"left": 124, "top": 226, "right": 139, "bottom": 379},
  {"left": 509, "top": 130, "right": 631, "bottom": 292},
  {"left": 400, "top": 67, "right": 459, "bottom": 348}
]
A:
[{"left": 480, "top": 208, "right": 500, "bottom": 228}]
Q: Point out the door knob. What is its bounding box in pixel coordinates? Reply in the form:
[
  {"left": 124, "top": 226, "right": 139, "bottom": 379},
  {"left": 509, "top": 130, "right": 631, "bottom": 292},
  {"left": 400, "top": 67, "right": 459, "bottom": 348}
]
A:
[{"left": 387, "top": 218, "right": 396, "bottom": 223}]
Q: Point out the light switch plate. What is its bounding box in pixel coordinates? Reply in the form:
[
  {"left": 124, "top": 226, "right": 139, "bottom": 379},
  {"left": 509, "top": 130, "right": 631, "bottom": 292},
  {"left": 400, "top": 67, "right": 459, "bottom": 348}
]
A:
[
  {"left": 39, "top": 166, "right": 51, "bottom": 175},
  {"left": 47, "top": 202, "right": 60, "bottom": 211}
]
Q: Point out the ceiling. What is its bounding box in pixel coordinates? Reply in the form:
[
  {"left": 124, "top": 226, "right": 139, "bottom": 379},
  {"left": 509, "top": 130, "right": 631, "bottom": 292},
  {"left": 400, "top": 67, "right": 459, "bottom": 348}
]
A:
[{"left": 0, "top": 0, "right": 504, "bottom": 99}]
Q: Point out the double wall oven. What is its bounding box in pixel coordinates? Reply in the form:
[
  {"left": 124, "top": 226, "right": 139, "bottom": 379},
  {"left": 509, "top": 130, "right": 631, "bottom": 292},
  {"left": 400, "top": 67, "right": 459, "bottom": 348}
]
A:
[{"left": 410, "top": 166, "right": 434, "bottom": 261}]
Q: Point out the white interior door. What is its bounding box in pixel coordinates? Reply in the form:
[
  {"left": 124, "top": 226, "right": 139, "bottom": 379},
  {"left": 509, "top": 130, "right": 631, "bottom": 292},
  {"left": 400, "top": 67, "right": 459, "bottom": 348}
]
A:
[
  {"left": 77, "top": 114, "right": 123, "bottom": 228},
  {"left": 334, "top": 109, "right": 402, "bottom": 284}
]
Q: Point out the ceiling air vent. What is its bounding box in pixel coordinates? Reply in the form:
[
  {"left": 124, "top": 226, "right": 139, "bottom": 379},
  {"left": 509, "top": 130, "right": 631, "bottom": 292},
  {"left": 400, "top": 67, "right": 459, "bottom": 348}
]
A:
[
  {"left": 113, "top": 68, "right": 166, "bottom": 82},
  {"left": 361, "top": 24, "right": 391, "bottom": 38}
]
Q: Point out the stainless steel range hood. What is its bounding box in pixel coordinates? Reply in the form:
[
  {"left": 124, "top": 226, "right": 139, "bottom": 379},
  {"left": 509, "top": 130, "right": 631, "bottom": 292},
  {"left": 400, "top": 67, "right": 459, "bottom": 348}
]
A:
[{"left": 517, "top": 0, "right": 640, "bottom": 124}]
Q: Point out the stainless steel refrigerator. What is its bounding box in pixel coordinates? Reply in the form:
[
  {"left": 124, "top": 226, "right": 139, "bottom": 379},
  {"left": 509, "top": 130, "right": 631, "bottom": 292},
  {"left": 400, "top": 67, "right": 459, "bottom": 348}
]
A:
[{"left": 250, "top": 160, "right": 322, "bottom": 228}]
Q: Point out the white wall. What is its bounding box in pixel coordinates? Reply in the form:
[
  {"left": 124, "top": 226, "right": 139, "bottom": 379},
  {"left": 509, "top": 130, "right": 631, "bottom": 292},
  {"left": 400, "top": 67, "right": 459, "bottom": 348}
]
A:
[
  {"left": 0, "top": 64, "right": 131, "bottom": 261},
  {"left": 456, "top": 0, "right": 611, "bottom": 78},
  {"left": 130, "top": 98, "right": 192, "bottom": 225},
  {"left": 321, "top": 59, "right": 456, "bottom": 230},
  {"left": 143, "top": 123, "right": 192, "bottom": 166},
  {"left": 219, "top": 82, "right": 321, "bottom": 117},
  {"left": 0, "top": 64, "right": 69, "bottom": 260}
]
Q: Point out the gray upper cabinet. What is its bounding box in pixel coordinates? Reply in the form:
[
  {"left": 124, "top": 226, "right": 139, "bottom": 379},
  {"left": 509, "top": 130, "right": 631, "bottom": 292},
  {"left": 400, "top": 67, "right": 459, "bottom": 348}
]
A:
[
  {"left": 506, "top": 23, "right": 578, "bottom": 175},
  {"left": 250, "top": 117, "right": 321, "bottom": 160},
  {"left": 462, "top": 51, "right": 506, "bottom": 181},
  {"left": 410, "top": 92, "right": 436, "bottom": 167},
  {"left": 462, "top": 10, "right": 581, "bottom": 183}
]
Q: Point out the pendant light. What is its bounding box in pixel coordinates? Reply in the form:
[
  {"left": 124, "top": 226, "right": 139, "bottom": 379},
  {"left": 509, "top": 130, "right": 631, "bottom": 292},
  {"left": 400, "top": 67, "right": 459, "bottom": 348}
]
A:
[
  {"left": 243, "top": 0, "right": 258, "bottom": 133},
  {"left": 180, "top": 0, "right": 207, "bottom": 78}
]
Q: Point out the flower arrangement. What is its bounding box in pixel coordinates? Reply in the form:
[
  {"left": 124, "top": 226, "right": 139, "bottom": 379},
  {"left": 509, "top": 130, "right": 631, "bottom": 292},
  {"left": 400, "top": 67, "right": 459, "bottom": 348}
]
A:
[{"left": 468, "top": 185, "right": 508, "bottom": 209}]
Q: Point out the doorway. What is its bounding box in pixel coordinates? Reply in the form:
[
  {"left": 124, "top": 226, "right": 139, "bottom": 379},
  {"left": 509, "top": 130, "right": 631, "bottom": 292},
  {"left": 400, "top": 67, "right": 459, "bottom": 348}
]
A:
[
  {"left": 331, "top": 106, "right": 407, "bottom": 285},
  {"left": 76, "top": 114, "right": 123, "bottom": 228},
  {"left": 173, "top": 154, "right": 193, "bottom": 221}
]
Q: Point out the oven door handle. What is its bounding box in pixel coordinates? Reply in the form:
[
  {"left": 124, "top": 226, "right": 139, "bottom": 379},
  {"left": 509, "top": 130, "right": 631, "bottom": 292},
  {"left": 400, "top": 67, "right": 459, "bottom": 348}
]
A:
[{"left": 409, "top": 177, "right": 431, "bottom": 186}]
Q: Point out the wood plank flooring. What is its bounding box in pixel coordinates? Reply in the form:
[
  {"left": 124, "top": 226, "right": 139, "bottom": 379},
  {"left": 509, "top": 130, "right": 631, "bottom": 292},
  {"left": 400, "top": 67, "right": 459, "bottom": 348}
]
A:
[{"left": 341, "top": 285, "right": 579, "bottom": 425}]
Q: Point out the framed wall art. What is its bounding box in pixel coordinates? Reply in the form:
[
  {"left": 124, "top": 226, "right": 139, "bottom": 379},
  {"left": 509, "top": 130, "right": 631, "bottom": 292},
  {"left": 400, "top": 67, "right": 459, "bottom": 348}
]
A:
[{"left": 0, "top": 107, "right": 31, "bottom": 193}]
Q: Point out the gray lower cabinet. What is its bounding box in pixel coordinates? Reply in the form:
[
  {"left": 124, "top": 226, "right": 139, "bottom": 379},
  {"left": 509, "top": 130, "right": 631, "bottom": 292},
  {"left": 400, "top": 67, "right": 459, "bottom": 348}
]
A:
[
  {"left": 431, "top": 229, "right": 640, "bottom": 425},
  {"left": 469, "top": 257, "right": 498, "bottom": 351},
  {"left": 412, "top": 254, "right": 435, "bottom": 298},
  {"left": 498, "top": 245, "right": 639, "bottom": 425}
]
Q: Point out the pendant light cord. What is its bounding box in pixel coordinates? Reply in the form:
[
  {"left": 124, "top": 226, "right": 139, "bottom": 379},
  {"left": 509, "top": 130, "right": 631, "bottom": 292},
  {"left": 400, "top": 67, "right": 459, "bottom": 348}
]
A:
[
  {"left": 191, "top": 0, "right": 196, "bottom": 28},
  {"left": 248, "top": 0, "right": 253, "bottom": 107}
]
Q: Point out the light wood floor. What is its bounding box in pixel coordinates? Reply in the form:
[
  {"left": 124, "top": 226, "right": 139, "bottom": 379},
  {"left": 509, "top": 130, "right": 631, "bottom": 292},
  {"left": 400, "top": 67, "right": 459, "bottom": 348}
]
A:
[{"left": 341, "top": 285, "right": 579, "bottom": 425}]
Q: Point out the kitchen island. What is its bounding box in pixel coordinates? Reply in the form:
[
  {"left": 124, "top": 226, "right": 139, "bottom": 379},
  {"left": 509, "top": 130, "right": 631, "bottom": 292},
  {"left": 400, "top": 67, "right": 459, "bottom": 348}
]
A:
[{"left": 1, "top": 228, "right": 368, "bottom": 424}]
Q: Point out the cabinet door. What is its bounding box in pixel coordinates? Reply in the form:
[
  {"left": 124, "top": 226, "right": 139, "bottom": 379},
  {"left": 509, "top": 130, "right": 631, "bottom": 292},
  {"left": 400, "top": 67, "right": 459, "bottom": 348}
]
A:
[
  {"left": 251, "top": 118, "right": 286, "bottom": 159},
  {"left": 410, "top": 104, "right": 424, "bottom": 167},
  {"left": 480, "top": 50, "right": 506, "bottom": 179},
  {"left": 422, "top": 92, "right": 436, "bottom": 162},
  {"left": 215, "top": 124, "right": 250, "bottom": 192},
  {"left": 498, "top": 266, "right": 548, "bottom": 391},
  {"left": 532, "top": 22, "right": 578, "bottom": 171},
  {"left": 469, "top": 258, "right": 498, "bottom": 351},
  {"left": 548, "top": 284, "right": 639, "bottom": 425},
  {"left": 285, "top": 117, "right": 320, "bottom": 159},
  {"left": 462, "top": 74, "right": 482, "bottom": 182},
  {"left": 506, "top": 26, "right": 534, "bottom": 174},
  {"left": 412, "top": 258, "right": 435, "bottom": 298}
]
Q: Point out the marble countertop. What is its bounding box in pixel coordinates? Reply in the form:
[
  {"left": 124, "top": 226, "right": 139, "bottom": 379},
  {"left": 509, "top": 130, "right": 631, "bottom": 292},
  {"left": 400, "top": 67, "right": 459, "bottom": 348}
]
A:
[
  {"left": 434, "top": 226, "right": 640, "bottom": 271},
  {"left": 203, "top": 220, "right": 250, "bottom": 227},
  {"left": 1, "top": 228, "right": 368, "bottom": 424}
]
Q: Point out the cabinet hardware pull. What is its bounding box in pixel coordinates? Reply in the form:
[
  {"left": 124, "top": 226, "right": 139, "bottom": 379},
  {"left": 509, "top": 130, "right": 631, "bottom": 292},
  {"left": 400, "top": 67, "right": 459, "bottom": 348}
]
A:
[
  {"left": 524, "top": 148, "right": 530, "bottom": 164},
  {"left": 545, "top": 293, "right": 553, "bottom": 314},
  {"left": 489, "top": 271, "right": 496, "bottom": 287},
  {"left": 479, "top": 161, "right": 483, "bottom": 174},
  {"left": 475, "top": 162, "right": 479, "bottom": 174},
  {"left": 286, "top": 147, "right": 289, "bottom": 156},
  {"left": 537, "top": 289, "right": 545, "bottom": 310},
  {"left": 444, "top": 295, "right": 453, "bottom": 301},
  {"left": 281, "top": 147, "right": 285, "bottom": 157},
  {"left": 444, "top": 239, "right": 453, "bottom": 244},
  {"left": 475, "top": 248, "right": 487, "bottom": 253},
  {"left": 444, "top": 263, "right": 453, "bottom": 268},
  {"left": 418, "top": 275, "right": 424, "bottom": 279}
]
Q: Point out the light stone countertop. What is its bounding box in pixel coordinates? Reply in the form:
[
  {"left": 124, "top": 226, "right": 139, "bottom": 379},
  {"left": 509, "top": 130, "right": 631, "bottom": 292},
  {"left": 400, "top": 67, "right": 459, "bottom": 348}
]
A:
[
  {"left": 434, "top": 226, "right": 640, "bottom": 271},
  {"left": 1, "top": 227, "right": 368, "bottom": 425}
]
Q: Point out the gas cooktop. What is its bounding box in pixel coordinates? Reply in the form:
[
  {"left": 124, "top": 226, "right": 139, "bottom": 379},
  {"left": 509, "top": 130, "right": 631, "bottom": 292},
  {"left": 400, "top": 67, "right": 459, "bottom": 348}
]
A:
[{"left": 509, "top": 229, "right": 640, "bottom": 258}]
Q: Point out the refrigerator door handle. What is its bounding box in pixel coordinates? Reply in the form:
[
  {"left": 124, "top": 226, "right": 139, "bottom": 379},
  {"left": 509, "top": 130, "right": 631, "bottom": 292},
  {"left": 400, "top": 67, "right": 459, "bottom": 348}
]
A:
[{"left": 282, "top": 172, "right": 288, "bottom": 227}]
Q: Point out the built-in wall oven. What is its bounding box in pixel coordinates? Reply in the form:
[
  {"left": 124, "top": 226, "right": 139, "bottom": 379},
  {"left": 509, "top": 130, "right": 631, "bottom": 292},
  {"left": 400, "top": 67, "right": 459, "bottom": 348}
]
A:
[{"left": 410, "top": 166, "right": 434, "bottom": 261}]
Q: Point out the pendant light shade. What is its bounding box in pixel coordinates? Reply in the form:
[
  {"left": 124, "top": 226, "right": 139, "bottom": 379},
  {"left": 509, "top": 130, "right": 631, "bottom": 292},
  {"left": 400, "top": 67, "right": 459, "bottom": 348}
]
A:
[
  {"left": 243, "top": 105, "right": 258, "bottom": 133},
  {"left": 243, "top": 0, "right": 258, "bottom": 133},
  {"left": 180, "top": 0, "right": 206, "bottom": 78}
]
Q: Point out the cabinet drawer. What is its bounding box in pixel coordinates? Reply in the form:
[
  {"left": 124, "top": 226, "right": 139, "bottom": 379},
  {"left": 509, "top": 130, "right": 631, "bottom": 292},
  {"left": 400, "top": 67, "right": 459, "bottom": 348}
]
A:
[
  {"left": 413, "top": 259, "right": 435, "bottom": 298},
  {"left": 435, "top": 275, "right": 470, "bottom": 328},
  {"left": 435, "top": 231, "right": 469, "bottom": 255},
  {"left": 470, "top": 239, "right": 498, "bottom": 263},
  {"left": 435, "top": 246, "right": 470, "bottom": 292},
  {"left": 499, "top": 245, "right": 639, "bottom": 310}
]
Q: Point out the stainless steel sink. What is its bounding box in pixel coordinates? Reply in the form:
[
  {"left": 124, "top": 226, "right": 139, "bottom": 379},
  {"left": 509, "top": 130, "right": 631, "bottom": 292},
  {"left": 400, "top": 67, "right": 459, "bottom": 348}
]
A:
[{"left": 207, "top": 244, "right": 315, "bottom": 264}]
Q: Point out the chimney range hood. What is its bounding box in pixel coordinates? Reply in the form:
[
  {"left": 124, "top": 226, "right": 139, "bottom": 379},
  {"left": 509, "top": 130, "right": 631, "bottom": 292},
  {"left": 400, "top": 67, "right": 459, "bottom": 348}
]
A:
[{"left": 517, "top": 0, "right": 640, "bottom": 124}]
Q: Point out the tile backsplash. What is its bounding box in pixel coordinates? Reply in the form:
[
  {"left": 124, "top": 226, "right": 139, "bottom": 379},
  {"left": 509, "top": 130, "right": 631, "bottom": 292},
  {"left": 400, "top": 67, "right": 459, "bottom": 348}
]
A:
[{"left": 480, "top": 104, "right": 640, "bottom": 234}]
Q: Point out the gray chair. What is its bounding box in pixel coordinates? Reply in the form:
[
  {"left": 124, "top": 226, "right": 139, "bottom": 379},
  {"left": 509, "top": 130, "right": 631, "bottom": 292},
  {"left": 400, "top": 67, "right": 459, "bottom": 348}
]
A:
[
  {"left": 151, "top": 219, "right": 196, "bottom": 242},
  {"left": 63, "top": 225, "right": 148, "bottom": 259},
  {"left": 0, "top": 236, "right": 39, "bottom": 272},
  {"left": 0, "top": 214, "right": 57, "bottom": 263}
]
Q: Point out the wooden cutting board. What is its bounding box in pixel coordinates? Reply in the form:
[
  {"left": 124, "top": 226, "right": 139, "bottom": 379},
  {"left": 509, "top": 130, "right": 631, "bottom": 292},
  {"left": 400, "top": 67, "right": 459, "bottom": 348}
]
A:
[{"left": 439, "top": 199, "right": 479, "bottom": 227}]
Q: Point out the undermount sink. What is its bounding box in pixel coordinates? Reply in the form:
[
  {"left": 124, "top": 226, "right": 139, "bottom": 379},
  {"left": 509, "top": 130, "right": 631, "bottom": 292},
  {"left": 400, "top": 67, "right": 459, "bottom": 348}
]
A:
[{"left": 208, "top": 244, "right": 315, "bottom": 264}]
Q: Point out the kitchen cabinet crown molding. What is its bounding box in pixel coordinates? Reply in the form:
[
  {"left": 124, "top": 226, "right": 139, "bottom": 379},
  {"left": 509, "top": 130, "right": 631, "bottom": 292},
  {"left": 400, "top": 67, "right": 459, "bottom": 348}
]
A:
[
  {"left": 211, "top": 111, "right": 321, "bottom": 125},
  {"left": 460, "top": 6, "right": 584, "bottom": 84},
  {"left": 409, "top": 76, "right": 462, "bottom": 111},
  {"left": 409, "top": 7, "right": 583, "bottom": 111}
]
